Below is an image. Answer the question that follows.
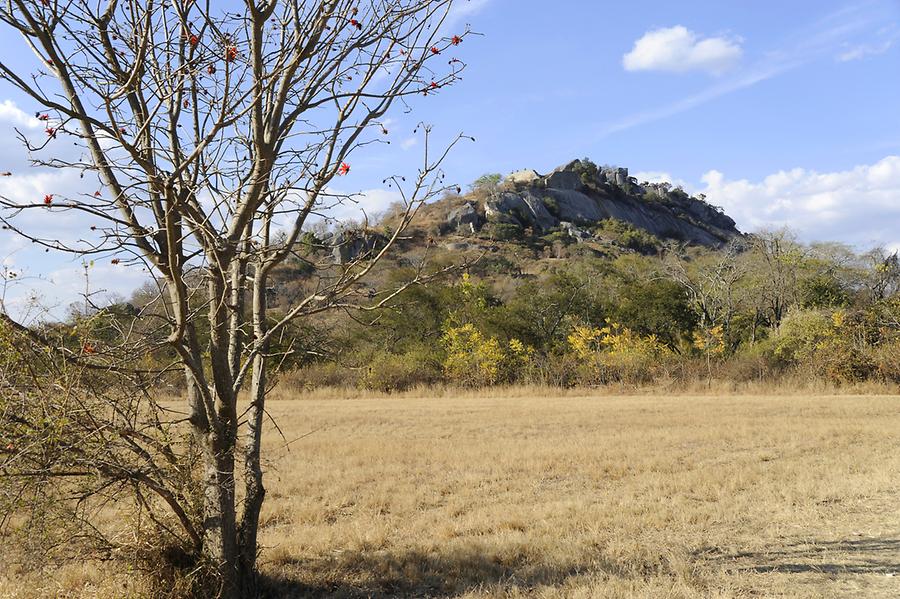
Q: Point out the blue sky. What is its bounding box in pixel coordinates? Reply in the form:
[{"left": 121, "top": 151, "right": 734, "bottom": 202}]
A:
[
  {"left": 1, "top": 0, "right": 900, "bottom": 316},
  {"left": 353, "top": 0, "right": 900, "bottom": 250}
]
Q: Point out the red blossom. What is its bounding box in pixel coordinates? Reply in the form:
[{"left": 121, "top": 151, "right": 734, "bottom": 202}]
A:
[
  {"left": 430, "top": 81, "right": 439, "bottom": 89},
  {"left": 111, "top": 258, "right": 120, "bottom": 265},
  {"left": 45, "top": 127, "right": 56, "bottom": 137},
  {"left": 452, "top": 35, "right": 462, "bottom": 46},
  {"left": 189, "top": 34, "right": 199, "bottom": 46},
  {"left": 38, "top": 114, "right": 49, "bottom": 121},
  {"left": 94, "top": 191, "right": 102, "bottom": 197},
  {"left": 430, "top": 46, "right": 440, "bottom": 55},
  {"left": 349, "top": 18, "right": 361, "bottom": 30},
  {"left": 338, "top": 162, "right": 351, "bottom": 176},
  {"left": 43, "top": 194, "right": 53, "bottom": 205},
  {"left": 226, "top": 46, "right": 238, "bottom": 62}
]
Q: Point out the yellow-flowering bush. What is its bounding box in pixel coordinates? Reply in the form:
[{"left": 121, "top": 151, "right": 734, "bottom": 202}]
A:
[
  {"left": 441, "top": 323, "right": 533, "bottom": 387},
  {"left": 767, "top": 308, "right": 875, "bottom": 382},
  {"left": 567, "top": 320, "right": 670, "bottom": 385}
]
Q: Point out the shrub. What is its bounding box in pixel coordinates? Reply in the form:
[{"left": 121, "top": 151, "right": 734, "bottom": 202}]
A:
[
  {"left": 285, "top": 361, "right": 357, "bottom": 390},
  {"left": 766, "top": 309, "right": 875, "bottom": 383},
  {"left": 568, "top": 320, "right": 671, "bottom": 385},
  {"left": 360, "top": 348, "right": 441, "bottom": 392},
  {"left": 872, "top": 340, "right": 900, "bottom": 382},
  {"left": 441, "top": 323, "right": 533, "bottom": 387},
  {"left": 482, "top": 222, "right": 524, "bottom": 241},
  {"left": 596, "top": 219, "right": 659, "bottom": 253},
  {"left": 767, "top": 309, "right": 835, "bottom": 366},
  {"left": 543, "top": 195, "right": 560, "bottom": 217}
]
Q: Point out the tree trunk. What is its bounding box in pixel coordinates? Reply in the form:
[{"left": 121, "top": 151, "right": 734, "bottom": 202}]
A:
[
  {"left": 201, "top": 428, "right": 241, "bottom": 599},
  {"left": 238, "top": 264, "right": 269, "bottom": 594}
]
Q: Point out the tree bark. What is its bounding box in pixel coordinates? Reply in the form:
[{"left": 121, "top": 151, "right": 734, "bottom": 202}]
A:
[
  {"left": 238, "top": 262, "right": 269, "bottom": 594},
  {"left": 200, "top": 426, "right": 240, "bottom": 599}
]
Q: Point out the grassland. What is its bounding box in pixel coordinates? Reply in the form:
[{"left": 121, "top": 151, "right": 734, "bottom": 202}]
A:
[{"left": 4, "top": 391, "right": 900, "bottom": 598}]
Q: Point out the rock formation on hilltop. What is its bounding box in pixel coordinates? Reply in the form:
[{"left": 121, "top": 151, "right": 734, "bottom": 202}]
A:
[{"left": 444, "top": 159, "right": 740, "bottom": 248}]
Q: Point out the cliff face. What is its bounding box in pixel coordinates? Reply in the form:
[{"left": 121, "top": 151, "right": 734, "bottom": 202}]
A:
[{"left": 445, "top": 159, "right": 741, "bottom": 248}]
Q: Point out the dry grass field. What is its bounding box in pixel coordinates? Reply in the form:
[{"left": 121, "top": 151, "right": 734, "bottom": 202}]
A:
[{"left": 4, "top": 391, "right": 900, "bottom": 598}]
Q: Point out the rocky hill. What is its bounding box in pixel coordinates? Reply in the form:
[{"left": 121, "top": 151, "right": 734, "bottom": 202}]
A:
[
  {"left": 321, "top": 159, "right": 742, "bottom": 265},
  {"left": 437, "top": 159, "right": 740, "bottom": 249}
]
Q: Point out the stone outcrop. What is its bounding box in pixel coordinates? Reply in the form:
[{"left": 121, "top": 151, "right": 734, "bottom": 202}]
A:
[
  {"left": 506, "top": 169, "right": 541, "bottom": 185},
  {"left": 331, "top": 229, "right": 387, "bottom": 264},
  {"left": 443, "top": 159, "right": 741, "bottom": 248},
  {"left": 447, "top": 201, "right": 483, "bottom": 233}
]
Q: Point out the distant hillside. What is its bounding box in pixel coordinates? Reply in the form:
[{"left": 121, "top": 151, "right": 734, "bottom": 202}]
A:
[
  {"left": 312, "top": 158, "right": 742, "bottom": 267},
  {"left": 421, "top": 158, "right": 741, "bottom": 251}
]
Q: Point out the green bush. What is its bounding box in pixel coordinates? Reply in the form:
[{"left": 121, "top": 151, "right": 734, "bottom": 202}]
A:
[
  {"left": 360, "top": 348, "right": 441, "bottom": 392},
  {"left": 596, "top": 219, "right": 659, "bottom": 253},
  {"left": 482, "top": 222, "right": 523, "bottom": 241}
]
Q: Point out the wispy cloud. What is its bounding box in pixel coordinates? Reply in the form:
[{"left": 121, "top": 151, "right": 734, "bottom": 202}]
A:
[
  {"left": 600, "top": 3, "right": 889, "bottom": 136},
  {"left": 446, "top": 0, "right": 492, "bottom": 27},
  {"left": 837, "top": 24, "right": 900, "bottom": 61},
  {"left": 602, "top": 60, "right": 798, "bottom": 136}
]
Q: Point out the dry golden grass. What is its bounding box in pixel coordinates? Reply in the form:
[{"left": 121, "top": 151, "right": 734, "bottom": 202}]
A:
[{"left": 4, "top": 391, "right": 900, "bottom": 598}]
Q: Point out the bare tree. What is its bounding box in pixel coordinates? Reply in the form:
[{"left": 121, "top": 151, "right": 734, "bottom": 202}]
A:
[
  {"left": 0, "top": 1, "right": 470, "bottom": 596},
  {"left": 663, "top": 240, "right": 747, "bottom": 340}
]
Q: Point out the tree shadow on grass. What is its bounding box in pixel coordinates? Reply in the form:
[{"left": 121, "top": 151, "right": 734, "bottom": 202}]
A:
[
  {"left": 258, "top": 546, "right": 602, "bottom": 599},
  {"left": 703, "top": 537, "right": 900, "bottom": 576}
]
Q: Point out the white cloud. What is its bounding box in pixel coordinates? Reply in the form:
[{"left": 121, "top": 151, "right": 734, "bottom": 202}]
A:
[
  {"left": 623, "top": 26, "right": 742, "bottom": 75},
  {"left": 400, "top": 136, "right": 418, "bottom": 151},
  {"left": 700, "top": 155, "right": 900, "bottom": 249},
  {"left": 600, "top": 5, "right": 886, "bottom": 137},
  {"left": 0, "top": 99, "right": 41, "bottom": 129}
]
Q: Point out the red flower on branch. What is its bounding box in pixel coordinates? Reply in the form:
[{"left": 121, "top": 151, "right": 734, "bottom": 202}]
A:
[
  {"left": 189, "top": 34, "right": 199, "bottom": 46},
  {"left": 38, "top": 114, "right": 49, "bottom": 121},
  {"left": 94, "top": 191, "right": 102, "bottom": 197},
  {"left": 452, "top": 35, "right": 462, "bottom": 46},
  {"left": 350, "top": 19, "right": 361, "bottom": 30},
  {"left": 45, "top": 127, "right": 56, "bottom": 137},
  {"left": 430, "top": 46, "right": 440, "bottom": 55},
  {"left": 111, "top": 258, "right": 120, "bottom": 265},
  {"left": 226, "top": 46, "right": 238, "bottom": 62},
  {"left": 338, "top": 162, "right": 351, "bottom": 176},
  {"left": 430, "top": 81, "right": 439, "bottom": 89},
  {"left": 43, "top": 194, "right": 53, "bottom": 205}
]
